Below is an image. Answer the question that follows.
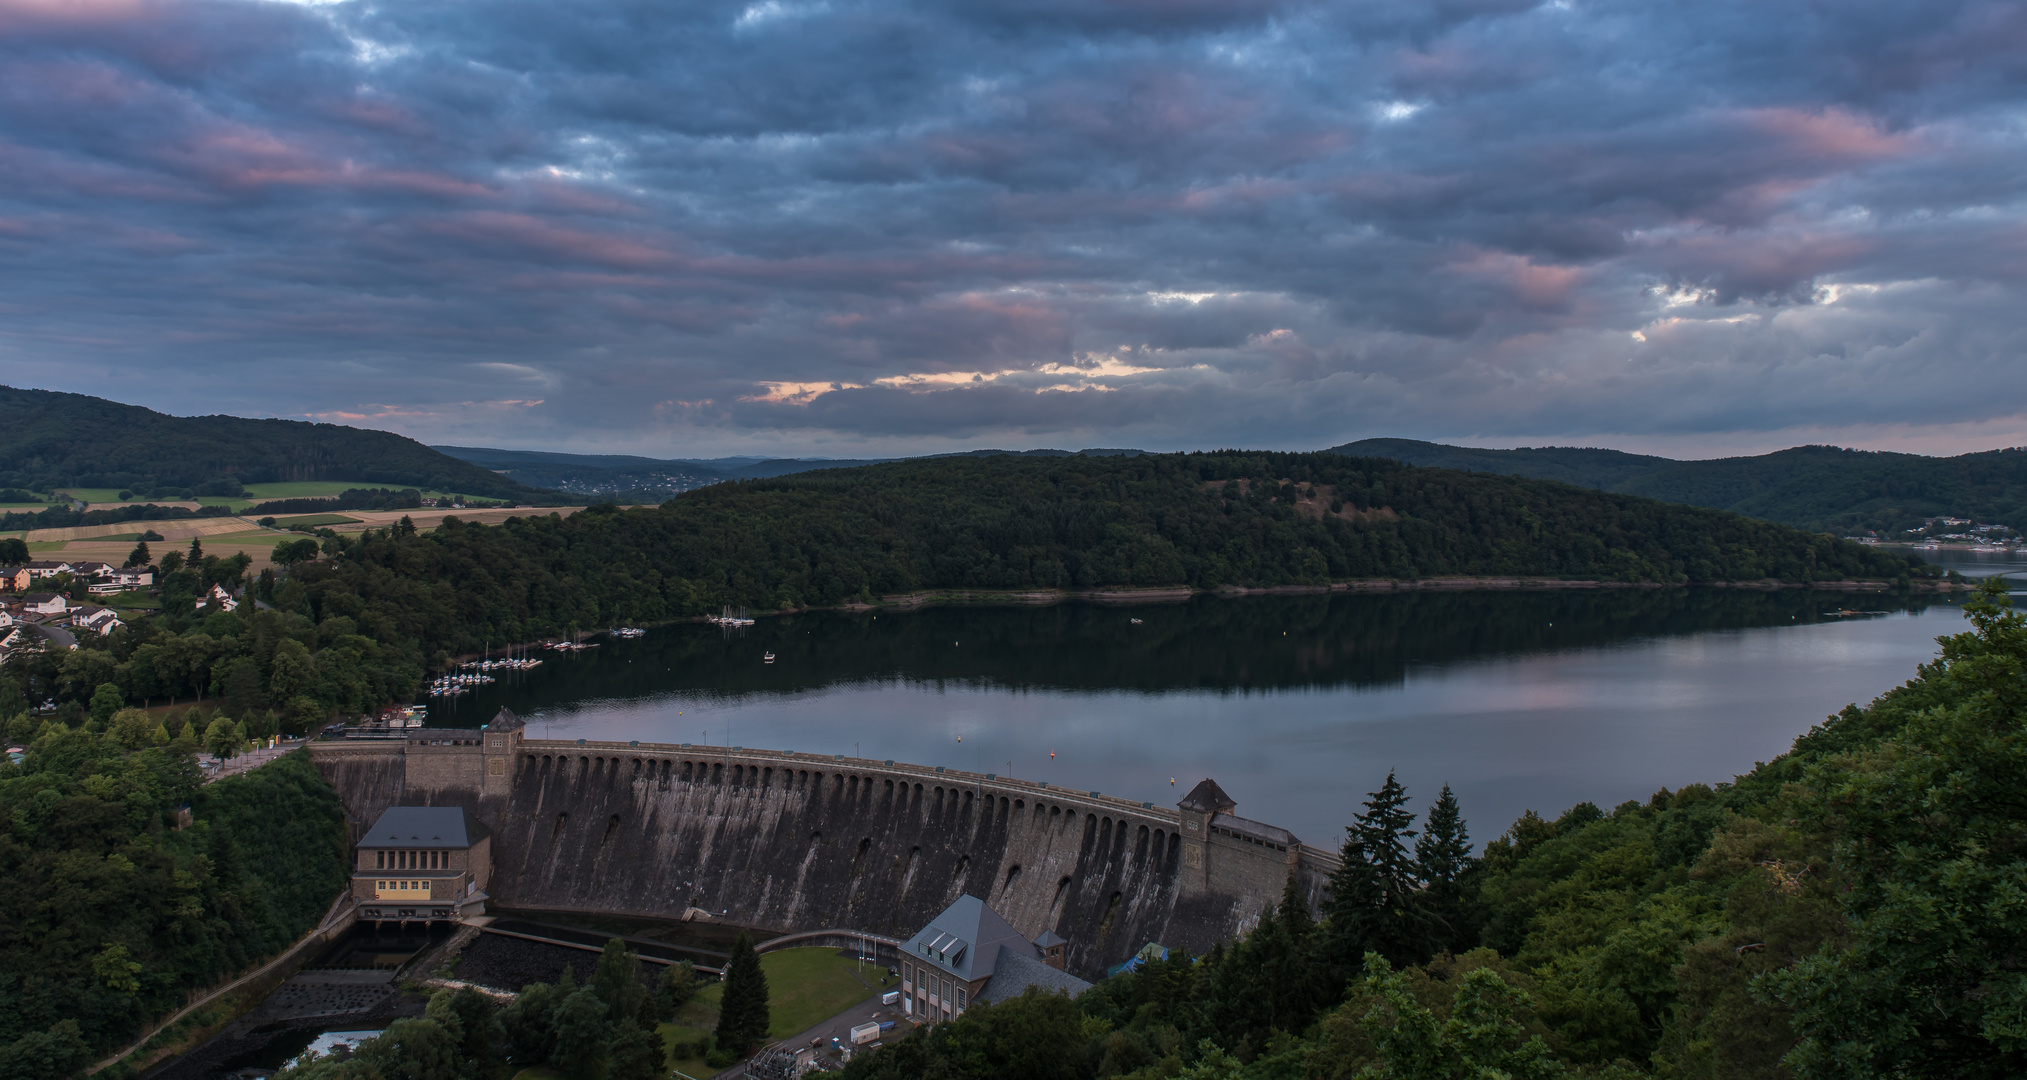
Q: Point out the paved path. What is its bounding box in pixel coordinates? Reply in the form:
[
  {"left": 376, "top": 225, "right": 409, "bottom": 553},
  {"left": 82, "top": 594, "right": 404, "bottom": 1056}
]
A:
[{"left": 203, "top": 738, "right": 307, "bottom": 783}]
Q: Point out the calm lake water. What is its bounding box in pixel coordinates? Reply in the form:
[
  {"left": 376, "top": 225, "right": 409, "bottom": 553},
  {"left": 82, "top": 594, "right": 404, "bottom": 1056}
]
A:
[{"left": 430, "top": 567, "right": 2000, "bottom": 851}]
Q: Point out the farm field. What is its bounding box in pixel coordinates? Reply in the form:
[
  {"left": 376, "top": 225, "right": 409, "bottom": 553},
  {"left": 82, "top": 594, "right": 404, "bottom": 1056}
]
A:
[
  {"left": 268, "top": 513, "right": 362, "bottom": 527},
  {"left": 52, "top": 481, "right": 460, "bottom": 514}
]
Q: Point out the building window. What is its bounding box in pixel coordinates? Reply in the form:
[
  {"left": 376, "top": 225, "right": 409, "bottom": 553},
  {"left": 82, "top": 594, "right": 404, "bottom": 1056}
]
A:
[{"left": 957, "top": 988, "right": 967, "bottom": 1008}]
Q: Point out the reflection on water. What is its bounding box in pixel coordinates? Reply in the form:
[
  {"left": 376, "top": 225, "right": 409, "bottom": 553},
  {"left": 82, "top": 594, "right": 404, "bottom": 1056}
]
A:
[
  {"left": 1898, "top": 544, "right": 2027, "bottom": 580},
  {"left": 431, "top": 587, "right": 1977, "bottom": 848}
]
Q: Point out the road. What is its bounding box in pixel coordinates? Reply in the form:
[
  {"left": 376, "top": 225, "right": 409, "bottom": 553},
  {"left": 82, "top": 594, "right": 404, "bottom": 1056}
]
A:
[{"left": 203, "top": 737, "right": 307, "bottom": 783}]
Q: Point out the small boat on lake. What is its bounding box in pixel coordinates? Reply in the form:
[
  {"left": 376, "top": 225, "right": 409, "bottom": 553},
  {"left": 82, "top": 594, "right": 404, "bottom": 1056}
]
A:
[{"left": 763, "top": 652, "right": 776, "bottom": 664}]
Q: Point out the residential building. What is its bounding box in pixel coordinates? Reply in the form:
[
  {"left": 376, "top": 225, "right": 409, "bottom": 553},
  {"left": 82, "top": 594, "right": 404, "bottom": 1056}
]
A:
[
  {"left": 71, "top": 606, "right": 120, "bottom": 636},
  {"left": 0, "top": 568, "right": 27, "bottom": 592},
  {"left": 898, "top": 895, "right": 1091, "bottom": 1025},
  {"left": 22, "top": 593, "right": 66, "bottom": 616},
  {"left": 111, "top": 567, "right": 154, "bottom": 589},
  {"left": 68, "top": 561, "right": 116, "bottom": 579},
  {"left": 195, "top": 583, "right": 238, "bottom": 612},
  {"left": 352, "top": 805, "right": 493, "bottom": 921},
  {"left": 22, "top": 561, "right": 72, "bottom": 580}
]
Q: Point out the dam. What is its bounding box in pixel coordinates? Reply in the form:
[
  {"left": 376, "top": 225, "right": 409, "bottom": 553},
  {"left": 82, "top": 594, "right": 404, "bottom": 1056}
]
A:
[{"left": 309, "top": 710, "right": 1339, "bottom": 977}]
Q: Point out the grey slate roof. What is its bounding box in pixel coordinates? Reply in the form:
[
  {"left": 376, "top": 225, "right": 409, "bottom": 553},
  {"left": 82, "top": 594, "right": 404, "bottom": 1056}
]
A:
[
  {"left": 974, "top": 946, "right": 1092, "bottom": 1005},
  {"left": 903, "top": 894, "right": 1035, "bottom": 983},
  {"left": 1178, "top": 778, "right": 1236, "bottom": 814},
  {"left": 486, "top": 707, "right": 526, "bottom": 733},
  {"left": 1032, "top": 930, "right": 1067, "bottom": 948},
  {"left": 363, "top": 806, "right": 490, "bottom": 848}
]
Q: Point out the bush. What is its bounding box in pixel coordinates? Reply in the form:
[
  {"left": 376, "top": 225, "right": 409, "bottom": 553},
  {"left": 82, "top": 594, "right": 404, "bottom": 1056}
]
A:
[{"left": 704, "top": 1047, "right": 737, "bottom": 1068}]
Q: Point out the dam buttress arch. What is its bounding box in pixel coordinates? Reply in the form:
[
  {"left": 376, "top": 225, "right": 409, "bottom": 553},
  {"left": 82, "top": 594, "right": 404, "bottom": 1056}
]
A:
[{"left": 310, "top": 710, "right": 1337, "bottom": 976}]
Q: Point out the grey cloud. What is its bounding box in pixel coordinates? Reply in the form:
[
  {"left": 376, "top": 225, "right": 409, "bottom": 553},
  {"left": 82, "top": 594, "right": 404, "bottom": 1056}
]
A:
[{"left": 0, "top": 0, "right": 2022, "bottom": 456}]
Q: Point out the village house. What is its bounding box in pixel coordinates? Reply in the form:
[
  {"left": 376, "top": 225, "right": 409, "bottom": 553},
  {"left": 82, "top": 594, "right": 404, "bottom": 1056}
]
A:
[
  {"left": 111, "top": 566, "right": 154, "bottom": 589},
  {"left": 22, "top": 593, "right": 66, "bottom": 617},
  {"left": 68, "top": 561, "right": 116, "bottom": 579},
  {"left": 195, "top": 583, "right": 238, "bottom": 612},
  {"left": 22, "top": 561, "right": 73, "bottom": 581},
  {"left": 352, "top": 806, "right": 493, "bottom": 922},
  {"left": 898, "top": 895, "right": 1090, "bottom": 1025},
  {"left": 0, "top": 567, "right": 28, "bottom": 592},
  {"left": 70, "top": 606, "right": 120, "bottom": 636}
]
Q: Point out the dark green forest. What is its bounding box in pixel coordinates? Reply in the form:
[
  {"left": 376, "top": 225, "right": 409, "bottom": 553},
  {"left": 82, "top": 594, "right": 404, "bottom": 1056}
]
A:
[
  {"left": 0, "top": 452, "right": 1931, "bottom": 731},
  {"left": 0, "top": 747, "right": 346, "bottom": 1077},
  {"left": 0, "top": 452, "right": 1998, "bottom": 1080},
  {"left": 840, "top": 579, "right": 2027, "bottom": 1079},
  {"left": 1338, "top": 437, "right": 2027, "bottom": 536},
  {"left": 0, "top": 386, "right": 538, "bottom": 500},
  {"left": 0, "top": 501, "right": 235, "bottom": 533}
]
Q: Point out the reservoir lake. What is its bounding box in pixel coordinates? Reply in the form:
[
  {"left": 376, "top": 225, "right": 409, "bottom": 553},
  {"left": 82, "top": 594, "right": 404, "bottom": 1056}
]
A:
[{"left": 430, "top": 551, "right": 2013, "bottom": 851}]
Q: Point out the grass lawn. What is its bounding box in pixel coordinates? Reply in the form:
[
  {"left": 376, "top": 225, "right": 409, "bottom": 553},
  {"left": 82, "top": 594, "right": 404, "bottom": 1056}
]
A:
[
  {"left": 759, "top": 948, "right": 881, "bottom": 1037},
  {"left": 509, "top": 1068, "right": 564, "bottom": 1080},
  {"left": 103, "top": 591, "right": 161, "bottom": 610},
  {"left": 651, "top": 948, "right": 877, "bottom": 1076},
  {"left": 271, "top": 513, "right": 363, "bottom": 527}
]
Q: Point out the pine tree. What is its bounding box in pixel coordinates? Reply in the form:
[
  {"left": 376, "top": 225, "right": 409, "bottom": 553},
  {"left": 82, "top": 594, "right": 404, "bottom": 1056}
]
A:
[
  {"left": 715, "top": 934, "right": 770, "bottom": 1056},
  {"left": 1416, "top": 784, "right": 1478, "bottom": 953},
  {"left": 1323, "top": 771, "right": 1438, "bottom": 980},
  {"left": 124, "top": 541, "right": 149, "bottom": 568},
  {"left": 1261, "top": 873, "right": 1327, "bottom": 1032}
]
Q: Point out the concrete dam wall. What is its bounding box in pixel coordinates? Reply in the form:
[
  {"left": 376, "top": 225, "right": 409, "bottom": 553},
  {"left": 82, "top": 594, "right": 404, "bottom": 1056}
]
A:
[{"left": 310, "top": 712, "right": 1338, "bottom": 977}]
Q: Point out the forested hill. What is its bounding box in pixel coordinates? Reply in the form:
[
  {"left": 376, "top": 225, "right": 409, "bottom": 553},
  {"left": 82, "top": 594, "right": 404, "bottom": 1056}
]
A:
[
  {"left": 432, "top": 444, "right": 1144, "bottom": 497},
  {"left": 1331, "top": 438, "right": 1676, "bottom": 490},
  {"left": 284, "top": 453, "right": 1927, "bottom": 664},
  {"left": 1333, "top": 437, "right": 2027, "bottom": 535},
  {"left": 0, "top": 385, "right": 539, "bottom": 499}
]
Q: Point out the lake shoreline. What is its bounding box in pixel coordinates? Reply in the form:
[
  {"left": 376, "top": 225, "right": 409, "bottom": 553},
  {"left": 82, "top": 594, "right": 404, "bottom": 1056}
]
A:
[
  {"left": 433, "top": 575, "right": 1963, "bottom": 669},
  {"left": 837, "top": 576, "right": 1966, "bottom": 611}
]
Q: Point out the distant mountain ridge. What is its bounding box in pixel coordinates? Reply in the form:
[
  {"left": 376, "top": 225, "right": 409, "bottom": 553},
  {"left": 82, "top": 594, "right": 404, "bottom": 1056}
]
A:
[
  {"left": 1332, "top": 438, "right": 2027, "bottom": 535},
  {"left": 0, "top": 385, "right": 541, "bottom": 500},
  {"left": 434, "top": 445, "right": 1147, "bottom": 497}
]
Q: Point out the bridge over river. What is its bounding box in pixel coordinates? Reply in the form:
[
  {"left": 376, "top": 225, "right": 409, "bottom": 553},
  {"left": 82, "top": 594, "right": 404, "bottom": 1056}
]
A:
[{"left": 308, "top": 710, "right": 1336, "bottom": 976}]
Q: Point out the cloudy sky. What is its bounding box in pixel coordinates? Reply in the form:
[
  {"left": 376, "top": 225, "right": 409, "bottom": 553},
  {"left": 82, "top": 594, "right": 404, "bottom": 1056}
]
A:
[{"left": 1, "top": 0, "right": 2023, "bottom": 458}]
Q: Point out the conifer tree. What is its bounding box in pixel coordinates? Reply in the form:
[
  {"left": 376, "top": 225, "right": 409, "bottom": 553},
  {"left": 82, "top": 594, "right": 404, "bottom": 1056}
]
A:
[
  {"left": 1416, "top": 784, "right": 1477, "bottom": 953},
  {"left": 1261, "top": 873, "right": 1328, "bottom": 1032},
  {"left": 715, "top": 934, "right": 771, "bottom": 1056},
  {"left": 1323, "top": 771, "right": 1438, "bottom": 979}
]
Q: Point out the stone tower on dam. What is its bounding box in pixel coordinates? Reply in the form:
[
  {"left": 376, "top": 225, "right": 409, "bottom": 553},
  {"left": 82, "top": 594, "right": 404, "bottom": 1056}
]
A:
[{"left": 309, "top": 710, "right": 1340, "bottom": 975}]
